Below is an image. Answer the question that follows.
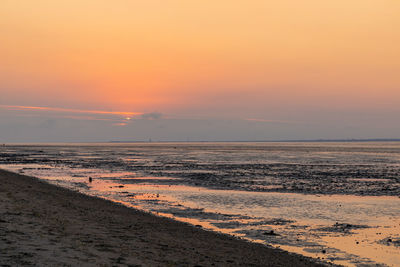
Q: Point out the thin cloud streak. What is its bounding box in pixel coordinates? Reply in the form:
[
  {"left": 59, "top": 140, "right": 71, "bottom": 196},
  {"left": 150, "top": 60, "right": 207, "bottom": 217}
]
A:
[
  {"left": 0, "top": 105, "right": 169, "bottom": 127},
  {"left": 0, "top": 104, "right": 145, "bottom": 126},
  {"left": 244, "top": 118, "right": 304, "bottom": 124},
  {"left": 6, "top": 113, "right": 121, "bottom": 122},
  {"left": 0, "top": 105, "right": 142, "bottom": 118}
]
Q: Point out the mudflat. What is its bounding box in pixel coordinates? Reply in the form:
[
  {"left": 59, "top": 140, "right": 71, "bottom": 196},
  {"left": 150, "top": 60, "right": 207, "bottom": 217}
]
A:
[{"left": 0, "top": 169, "right": 325, "bottom": 266}]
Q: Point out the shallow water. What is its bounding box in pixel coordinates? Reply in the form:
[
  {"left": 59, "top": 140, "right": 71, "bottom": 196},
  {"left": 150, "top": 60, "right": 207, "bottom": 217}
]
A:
[{"left": 1, "top": 142, "right": 400, "bottom": 266}]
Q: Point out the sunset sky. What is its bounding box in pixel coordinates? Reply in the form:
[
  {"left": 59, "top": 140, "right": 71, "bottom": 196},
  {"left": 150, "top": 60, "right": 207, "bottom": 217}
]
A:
[{"left": 1, "top": 1, "right": 400, "bottom": 142}]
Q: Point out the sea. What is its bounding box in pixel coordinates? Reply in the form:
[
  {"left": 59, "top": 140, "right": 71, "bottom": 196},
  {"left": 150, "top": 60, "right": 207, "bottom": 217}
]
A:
[{"left": 1, "top": 142, "right": 399, "bottom": 266}]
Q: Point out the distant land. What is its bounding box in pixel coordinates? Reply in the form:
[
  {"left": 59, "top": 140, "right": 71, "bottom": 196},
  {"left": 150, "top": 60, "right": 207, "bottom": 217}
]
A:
[{"left": 108, "top": 138, "right": 400, "bottom": 143}]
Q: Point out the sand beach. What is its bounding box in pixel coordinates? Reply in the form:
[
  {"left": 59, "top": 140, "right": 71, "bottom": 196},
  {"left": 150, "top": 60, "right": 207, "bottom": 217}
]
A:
[{"left": 0, "top": 169, "right": 325, "bottom": 266}]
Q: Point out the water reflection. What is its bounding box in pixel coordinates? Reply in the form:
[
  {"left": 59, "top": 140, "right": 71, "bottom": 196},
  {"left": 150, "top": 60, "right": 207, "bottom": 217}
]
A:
[{"left": 86, "top": 177, "right": 400, "bottom": 267}]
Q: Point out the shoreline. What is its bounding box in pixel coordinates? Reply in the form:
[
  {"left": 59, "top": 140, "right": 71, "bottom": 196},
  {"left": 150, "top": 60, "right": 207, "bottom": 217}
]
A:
[{"left": 0, "top": 169, "right": 327, "bottom": 266}]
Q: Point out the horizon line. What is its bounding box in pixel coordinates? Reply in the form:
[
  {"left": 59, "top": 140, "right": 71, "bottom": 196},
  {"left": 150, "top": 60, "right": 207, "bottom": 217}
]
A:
[{"left": 2, "top": 138, "right": 400, "bottom": 145}]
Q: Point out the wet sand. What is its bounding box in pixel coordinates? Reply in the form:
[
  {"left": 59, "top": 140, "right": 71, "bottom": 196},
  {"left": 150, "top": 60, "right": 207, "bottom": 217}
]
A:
[{"left": 0, "top": 169, "right": 326, "bottom": 266}]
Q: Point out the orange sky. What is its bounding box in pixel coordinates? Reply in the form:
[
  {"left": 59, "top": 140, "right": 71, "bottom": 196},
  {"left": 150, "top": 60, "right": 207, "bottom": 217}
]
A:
[{"left": 1, "top": 1, "right": 400, "bottom": 141}]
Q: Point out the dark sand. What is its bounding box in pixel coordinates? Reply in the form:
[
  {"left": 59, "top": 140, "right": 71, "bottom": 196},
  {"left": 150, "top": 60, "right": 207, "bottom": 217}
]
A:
[{"left": 0, "top": 169, "right": 326, "bottom": 266}]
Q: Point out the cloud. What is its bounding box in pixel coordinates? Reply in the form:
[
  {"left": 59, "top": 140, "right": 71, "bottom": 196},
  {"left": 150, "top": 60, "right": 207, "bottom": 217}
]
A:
[
  {"left": 0, "top": 105, "right": 142, "bottom": 117},
  {"left": 0, "top": 104, "right": 143, "bottom": 124},
  {"left": 140, "top": 112, "right": 163, "bottom": 120},
  {"left": 244, "top": 118, "right": 303, "bottom": 124}
]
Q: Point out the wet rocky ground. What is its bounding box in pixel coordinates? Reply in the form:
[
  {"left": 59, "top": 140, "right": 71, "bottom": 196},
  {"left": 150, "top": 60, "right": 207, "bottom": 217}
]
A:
[{"left": 1, "top": 143, "right": 400, "bottom": 196}]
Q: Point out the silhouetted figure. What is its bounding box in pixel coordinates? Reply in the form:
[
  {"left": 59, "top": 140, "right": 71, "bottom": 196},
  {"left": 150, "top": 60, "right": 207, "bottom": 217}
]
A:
[{"left": 89, "top": 177, "right": 93, "bottom": 183}]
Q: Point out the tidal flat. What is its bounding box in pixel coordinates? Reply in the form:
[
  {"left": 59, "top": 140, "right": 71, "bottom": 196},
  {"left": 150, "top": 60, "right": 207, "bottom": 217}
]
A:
[{"left": 1, "top": 142, "right": 400, "bottom": 266}]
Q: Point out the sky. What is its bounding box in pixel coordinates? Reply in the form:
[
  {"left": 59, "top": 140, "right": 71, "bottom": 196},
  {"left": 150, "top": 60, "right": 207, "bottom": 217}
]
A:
[{"left": 1, "top": 0, "right": 400, "bottom": 142}]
